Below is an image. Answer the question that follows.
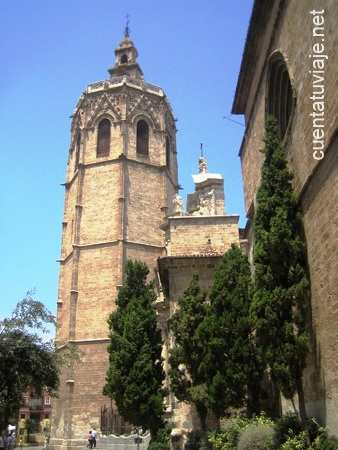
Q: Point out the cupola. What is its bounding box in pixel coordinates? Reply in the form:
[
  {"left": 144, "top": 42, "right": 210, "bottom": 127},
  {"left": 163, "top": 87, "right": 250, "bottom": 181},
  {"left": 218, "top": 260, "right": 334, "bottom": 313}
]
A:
[{"left": 108, "top": 24, "right": 144, "bottom": 79}]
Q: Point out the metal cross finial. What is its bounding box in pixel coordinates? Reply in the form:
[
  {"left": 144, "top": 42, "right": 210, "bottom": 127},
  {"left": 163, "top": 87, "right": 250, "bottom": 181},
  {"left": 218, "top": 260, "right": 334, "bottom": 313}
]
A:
[
  {"left": 200, "top": 143, "right": 203, "bottom": 157},
  {"left": 125, "top": 14, "right": 131, "bottom": 37}
]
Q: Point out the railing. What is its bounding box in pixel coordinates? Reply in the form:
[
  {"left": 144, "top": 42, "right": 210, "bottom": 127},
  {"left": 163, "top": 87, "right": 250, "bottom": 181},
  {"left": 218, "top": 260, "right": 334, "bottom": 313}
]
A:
[
  {"left": 85, "top": 77, "right": 164, "bottom": 97},
  {"left": 100, "top": 405, "right": 133, "bottom": 436},
  {"left": 30, "top": 404, "right": 42, "bottom": 411},
  {"left": 99, "top": 432, "right": 150, "bottom": 450}
]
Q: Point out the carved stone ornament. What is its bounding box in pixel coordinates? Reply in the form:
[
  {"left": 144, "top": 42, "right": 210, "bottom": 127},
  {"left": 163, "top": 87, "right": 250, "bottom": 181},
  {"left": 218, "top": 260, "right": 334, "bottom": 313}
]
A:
[
  {"left": 172, "top": 193, "right": 184, "bottom": 216},
  {"left": 126, "top": 92, "right": 161, "bottom": 129},
  {"left": 192, "top": 189, "right": 216, "bottom": 216},
  {"left": 87, "top": 93, "right": 121, "bottom": 127},
  {"left": 199, "top": 156, "right": 208, "bottom": 173}
]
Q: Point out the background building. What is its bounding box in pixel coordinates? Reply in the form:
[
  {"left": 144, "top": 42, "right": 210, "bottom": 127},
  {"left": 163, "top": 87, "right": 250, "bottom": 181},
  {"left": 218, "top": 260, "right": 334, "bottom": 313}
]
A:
[
  {"left": 18, "top": 391, "right": 52, "bottom": 441},
  {"left": 232, "top": 0, "right": 338, "bottom": 434}
]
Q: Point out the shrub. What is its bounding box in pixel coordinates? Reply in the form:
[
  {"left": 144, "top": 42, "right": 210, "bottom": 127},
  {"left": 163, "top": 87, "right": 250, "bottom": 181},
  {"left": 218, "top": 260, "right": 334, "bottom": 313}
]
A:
[
  {"left": 148, "top": 422, "right": 172, "bottom": 450},
  {"left": 274, "top": 414, "right": 303, "bottom": 448},
  {"left": 280, "top": 431, "right": 308, "bottom": 450},
  {"left": 207, "top": 413, "right": 337, "bottom": 450},
  {"left": 237, "top": 424, "right": 275, "bottom": 450},
  {"left": 208, "top": 415, "right": 249, "bottom": 450},
  {"left": 311, "top": 427, "right": 338, "bottom": 450},
  {"left": 208, "top": 413, "right": 274, "bottom": 450}
]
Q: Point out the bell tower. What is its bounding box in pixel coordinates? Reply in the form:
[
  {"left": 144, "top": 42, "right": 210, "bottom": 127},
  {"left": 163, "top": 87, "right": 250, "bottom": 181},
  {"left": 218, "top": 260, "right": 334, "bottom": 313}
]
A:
[{"left": 51, "top": 28, "right": 179, "bottom": 450}]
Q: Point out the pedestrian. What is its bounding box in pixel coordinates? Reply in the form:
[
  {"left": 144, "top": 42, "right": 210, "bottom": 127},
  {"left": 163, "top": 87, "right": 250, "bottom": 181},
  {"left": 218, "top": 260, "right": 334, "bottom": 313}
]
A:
[
  {"left": 0, "top": 432, "right": 5, "bottom": 450},
  {"left": 86, "top": 431, "right": 93, "bottom": 449},
  {"left": 91, "top": 429, "right": 96, "bottom": 448},
  {"left": 6, "top": 434, "right": 13, "bottom": 450}
]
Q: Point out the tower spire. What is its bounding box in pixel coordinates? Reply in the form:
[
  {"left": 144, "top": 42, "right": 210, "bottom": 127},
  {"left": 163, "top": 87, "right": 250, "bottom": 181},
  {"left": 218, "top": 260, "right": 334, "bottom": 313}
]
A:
[
  {"left": 108, "top": 19, "right": 144, "bottom": 80},
  {"left": 124, "top": 13, "right": 130, "bottom": 38}
]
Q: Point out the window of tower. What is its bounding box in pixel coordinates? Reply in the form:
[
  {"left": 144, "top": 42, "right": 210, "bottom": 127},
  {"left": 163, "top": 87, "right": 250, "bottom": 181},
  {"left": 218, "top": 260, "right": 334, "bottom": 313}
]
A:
[
  {"left": 166, "top": 136, "right": 171, "bottom": 169},
  {"left": 97, "top": 119, "right": 111, "bottom": 156},
  {"left": 120, "top": 54, "right": 128, "bottom": 64},
  {"left": 268, "top": 52, "right": 294, "bottom": 140},
  {"left": 136, "top": 120, "right": 149, "bottom": 156}
]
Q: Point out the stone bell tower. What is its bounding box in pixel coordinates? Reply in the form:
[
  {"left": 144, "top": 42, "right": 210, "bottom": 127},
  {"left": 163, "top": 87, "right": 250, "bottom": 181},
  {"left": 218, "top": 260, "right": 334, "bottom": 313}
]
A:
[{"left": 51, "top": 27, "right": 179, "bottom": 450}]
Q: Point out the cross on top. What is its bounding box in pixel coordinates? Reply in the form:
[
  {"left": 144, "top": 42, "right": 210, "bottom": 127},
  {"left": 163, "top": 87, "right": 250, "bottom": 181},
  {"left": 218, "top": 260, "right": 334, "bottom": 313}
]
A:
[{"left": 125, "top": 14, "right": 131, "bottom": 37}]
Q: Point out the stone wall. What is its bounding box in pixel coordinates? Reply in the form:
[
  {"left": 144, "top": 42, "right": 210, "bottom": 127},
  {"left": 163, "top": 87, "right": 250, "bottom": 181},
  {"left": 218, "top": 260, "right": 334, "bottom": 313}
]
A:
[
  {"left": 167, "top": 215, "right": 240, "bottom": 257},
  {"left": 232, "top": 0, "right": 338, "bottom": 433}
]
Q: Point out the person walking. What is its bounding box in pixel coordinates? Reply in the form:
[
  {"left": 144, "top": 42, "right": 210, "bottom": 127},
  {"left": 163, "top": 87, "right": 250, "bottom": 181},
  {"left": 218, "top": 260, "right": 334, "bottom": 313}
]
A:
[
  {"left": 6, "top": 434, "right": 13, "bottom": 450},
  {"left": 91, "top": 429, "right": 97, "bottom": 448},
  {"left": 86, "top": 431, "right": 93, "bottom": 449}
]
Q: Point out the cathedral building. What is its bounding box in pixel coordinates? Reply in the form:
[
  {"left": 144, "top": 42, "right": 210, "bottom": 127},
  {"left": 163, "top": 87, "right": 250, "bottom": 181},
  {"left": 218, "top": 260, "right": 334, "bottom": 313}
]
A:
[
  {"left": 51, "top": 28, "right": 241, "bottom": 449},
  {"left": 232, "top": 0, "right": 338, "bottom": 435}
]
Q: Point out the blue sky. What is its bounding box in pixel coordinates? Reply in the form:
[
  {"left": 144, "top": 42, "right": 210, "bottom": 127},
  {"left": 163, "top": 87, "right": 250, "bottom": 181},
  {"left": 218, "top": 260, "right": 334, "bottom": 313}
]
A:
[{"left": 0, "top": 0, "right": 253, "bottom": 319}]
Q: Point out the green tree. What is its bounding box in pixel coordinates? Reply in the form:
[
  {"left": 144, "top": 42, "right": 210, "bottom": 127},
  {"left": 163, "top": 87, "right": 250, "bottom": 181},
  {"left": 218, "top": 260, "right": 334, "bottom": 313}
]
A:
[
  {"left": 199, "top": 244, "right": 263, "bottom": 418},
  {"left": 23, "top": 418, "right": 36, "bottom": 443},
  {"left": 0, "top": 292, "right": 59, "bottom": 431},
  {"left": 250, "top": 116, "right": 311, "bottom": 443},
  {"left": 168, "top": 272, "right": 209, "bottom": 430},
  {"left": 103, "top": 260, "right": 167, "bottom": 441}
]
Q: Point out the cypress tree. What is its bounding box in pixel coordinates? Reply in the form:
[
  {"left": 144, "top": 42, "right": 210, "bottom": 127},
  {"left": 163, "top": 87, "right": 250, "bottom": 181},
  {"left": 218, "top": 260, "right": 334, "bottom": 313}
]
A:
[
  {"left": 103, "top": 260, "right": 167, "bottom": 441},
  {"left": 250, "top": 116, "right": 311, "bottom": 442},
  {"left": 168, "top": 272, "right": 209, "bottom": 430},
  {"left": 199, "top": 244, "right": 263, "bottom": 418}
]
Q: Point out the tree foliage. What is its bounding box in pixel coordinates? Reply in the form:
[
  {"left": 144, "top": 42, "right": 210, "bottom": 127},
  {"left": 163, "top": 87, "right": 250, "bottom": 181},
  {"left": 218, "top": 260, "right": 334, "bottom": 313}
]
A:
[
  {"left": 199, "top": 244, "right": 263, "bottom": 418},
  {"left": 250, "top": 116, "right": 311, "bottom": 438},
  {"left": 23, "top": 418, "right": 36, "bottom": 443},
  {"left": 168, "top": 272, "right": 209, "bottom": 430},
  {"left": 0, "top": 291, "right": 60, "bottom": 430},
  {"left": 103, "top": 260, "right": 167, "bottom": 440}
]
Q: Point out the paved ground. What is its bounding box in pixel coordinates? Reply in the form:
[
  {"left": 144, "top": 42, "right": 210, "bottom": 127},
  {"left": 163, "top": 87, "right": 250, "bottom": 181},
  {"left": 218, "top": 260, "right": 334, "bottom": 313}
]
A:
[{"left": 19, "top": 446, "right": 44, "bottom": 448}]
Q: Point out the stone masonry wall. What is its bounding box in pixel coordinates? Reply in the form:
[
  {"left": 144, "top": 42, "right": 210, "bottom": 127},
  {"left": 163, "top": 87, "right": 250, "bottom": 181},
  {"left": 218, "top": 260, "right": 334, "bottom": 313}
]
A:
[
  {"left": 168, "top": 215, "right": 240, "bottom": 257},
  {"left": 236, "top": 0, "right": 338, "bottom": 433}
]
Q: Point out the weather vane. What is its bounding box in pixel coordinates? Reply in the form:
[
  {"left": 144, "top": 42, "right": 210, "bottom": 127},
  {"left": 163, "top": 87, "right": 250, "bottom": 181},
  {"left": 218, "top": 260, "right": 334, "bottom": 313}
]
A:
[{"left": 125, "top": 13, "right": 131, "bottom": 37}]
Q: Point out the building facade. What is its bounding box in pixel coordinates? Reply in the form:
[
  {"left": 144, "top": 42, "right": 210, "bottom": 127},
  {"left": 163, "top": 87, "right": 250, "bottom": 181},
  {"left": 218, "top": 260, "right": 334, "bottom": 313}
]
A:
[
  {"left": 51, "top": 28, "right": 242, "bottom": 449},
  {"left": 232, "top": 0, "right": 338, "bottom": 434},
  {"left": 18, "top": 391, "right": 52, "bottom": 440}
]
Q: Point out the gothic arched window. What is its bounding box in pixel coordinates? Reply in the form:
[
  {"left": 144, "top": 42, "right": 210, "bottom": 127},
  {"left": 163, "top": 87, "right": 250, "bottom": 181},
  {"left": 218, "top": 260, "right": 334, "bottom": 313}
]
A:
[
  {"left": 97, "top": 119, "right": 111, "bottom": 156},
  {"left": 268, "top": 53, "right": 294, "bottom": 140},
  {"left": 136, "top": 120, "right": 149, "bottom": 156}
]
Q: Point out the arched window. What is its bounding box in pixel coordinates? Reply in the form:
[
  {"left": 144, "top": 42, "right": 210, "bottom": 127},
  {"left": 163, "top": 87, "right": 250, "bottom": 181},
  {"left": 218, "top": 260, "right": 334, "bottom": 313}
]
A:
[
  {"left": 120, "top": 54, "right": 128, "bottom": 64},
  {"left": 136, "top": 120, "right": 149, "bottom": 156},
  {"left": 268, "top": 53, "right": 294, "bottom": 139},
  {"left": 75, "top": 133, "right": 81, "bottom": 167},
  {"left": 97, "top": 119, "right": 111, "bottom": 156},
  {"left": 166, "top": 136, "right": 171, "bottom": 169}
]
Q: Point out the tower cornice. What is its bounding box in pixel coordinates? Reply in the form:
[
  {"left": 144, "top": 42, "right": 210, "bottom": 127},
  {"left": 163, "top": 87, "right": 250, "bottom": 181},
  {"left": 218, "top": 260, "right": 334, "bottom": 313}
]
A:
[
  {"left": 85, "top": 76, "right": 165, "bottom": 98},
  {"left": 71, "top": 76, "right": 175, "bottom": 130}
]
